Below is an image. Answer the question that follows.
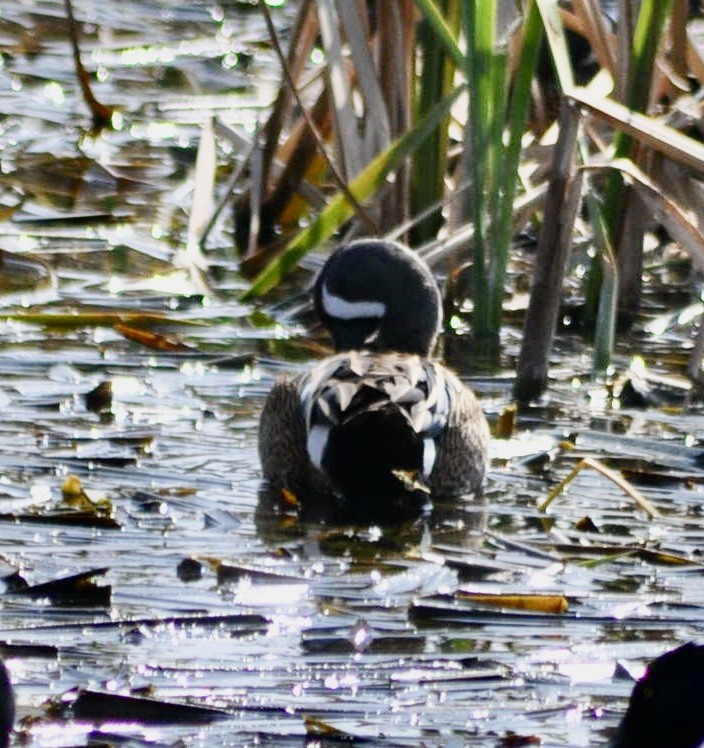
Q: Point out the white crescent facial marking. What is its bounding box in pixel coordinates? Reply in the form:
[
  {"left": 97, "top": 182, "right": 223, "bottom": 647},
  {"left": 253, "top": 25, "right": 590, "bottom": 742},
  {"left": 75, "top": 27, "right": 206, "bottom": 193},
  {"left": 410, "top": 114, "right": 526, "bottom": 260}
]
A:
[
  {"left": 422, "top": 438, "right": 436, "bottom": 478},
  {"left": 321, "top": 282, "right": 385, "bottom": 321},
  {"left": 307, "top": 425, "right": 330, "bottom": 469}
]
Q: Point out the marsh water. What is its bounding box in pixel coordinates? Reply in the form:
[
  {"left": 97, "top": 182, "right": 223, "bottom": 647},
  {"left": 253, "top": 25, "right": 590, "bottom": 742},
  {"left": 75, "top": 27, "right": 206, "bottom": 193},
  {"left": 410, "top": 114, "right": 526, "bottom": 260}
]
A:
[{"left": 0, "top": 2, "right": 703, "bottom": 746}]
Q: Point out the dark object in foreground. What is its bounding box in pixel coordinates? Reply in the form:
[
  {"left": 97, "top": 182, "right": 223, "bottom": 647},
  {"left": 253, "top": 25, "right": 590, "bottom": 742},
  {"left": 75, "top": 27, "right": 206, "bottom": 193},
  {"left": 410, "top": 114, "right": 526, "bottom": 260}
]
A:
[
  {"left": 610, "top": 642, "right": 704, "bottom": 748},
  {"left": 0, "top": 658, "right": 14, "bottom": 748},
  {"left": 259, "top": 239, "right": 489, "bottom": 517},
  {"left": 61, "top": 688, "right": 228, "bottom": 724}
]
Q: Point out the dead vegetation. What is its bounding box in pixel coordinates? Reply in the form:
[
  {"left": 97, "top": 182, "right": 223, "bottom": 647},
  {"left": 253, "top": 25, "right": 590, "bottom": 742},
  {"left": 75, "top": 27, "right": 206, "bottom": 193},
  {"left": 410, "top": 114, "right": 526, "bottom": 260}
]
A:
[{"left": 205, "top": 0, "right": 704, "bottom": 401}]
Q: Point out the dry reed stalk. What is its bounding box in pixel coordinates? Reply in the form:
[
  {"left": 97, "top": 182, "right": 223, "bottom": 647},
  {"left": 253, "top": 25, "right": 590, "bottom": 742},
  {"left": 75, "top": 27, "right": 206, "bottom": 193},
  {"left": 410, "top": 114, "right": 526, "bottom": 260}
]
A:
[
  {"left": 686, "top": 24, "right": 704, "bottom": 83},
  {"left": 515, "top": 100, "right": 582, "bottom": 403},
  {"left": 670, "top": 0, "right": 689, "bottom": 81},
  {"left": 64, "top": 0, "right": 113, "bottom": 130},
  {"left": 571, "top": 0, "right": 616, "bottom": 75},
  {"left": 616, "top": 0, "right": 636, "bottom": 102},
  {"left": 570, "top": 87, "right": 704, "bottom": 174},
  {"left": 377, "top": 0, "right": 414, "bottom": 230},
  {"left": 260, "top": 0, "right": 317, "bottom": 193}
]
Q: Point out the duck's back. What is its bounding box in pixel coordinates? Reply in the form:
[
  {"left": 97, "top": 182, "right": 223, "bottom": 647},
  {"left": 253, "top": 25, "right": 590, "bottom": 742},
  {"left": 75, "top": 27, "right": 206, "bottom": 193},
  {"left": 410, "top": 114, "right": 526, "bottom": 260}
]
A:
[{"left": 259, "top": 351, "right": 489, "bottom": 509}]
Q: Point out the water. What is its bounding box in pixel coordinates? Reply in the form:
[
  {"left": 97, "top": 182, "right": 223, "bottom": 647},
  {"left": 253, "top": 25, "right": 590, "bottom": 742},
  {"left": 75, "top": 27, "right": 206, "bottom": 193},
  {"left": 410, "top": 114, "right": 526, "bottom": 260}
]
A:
[{"left": 1, "top": 2, "right": 703, "bottom": 746}]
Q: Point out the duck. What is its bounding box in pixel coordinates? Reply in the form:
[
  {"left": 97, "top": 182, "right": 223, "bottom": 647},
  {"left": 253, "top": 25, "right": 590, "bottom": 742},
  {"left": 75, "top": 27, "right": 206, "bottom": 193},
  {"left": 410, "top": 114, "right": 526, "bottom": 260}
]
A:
[
  {"left": 258, "top": 238, "right": 489, "bottom": 517},
  {"left": 0, "top": 658, "right": 14, "bottom": 748},
  {"left": 609, "top": 642, "right": 704, "bottom": 748}
]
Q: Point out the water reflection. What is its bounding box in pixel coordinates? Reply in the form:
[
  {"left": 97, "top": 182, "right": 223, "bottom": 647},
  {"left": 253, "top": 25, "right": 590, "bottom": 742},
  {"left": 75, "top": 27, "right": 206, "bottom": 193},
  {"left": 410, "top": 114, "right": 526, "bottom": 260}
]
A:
[{"left": 255, "top": 484, "right": 488, "bottom": 553}]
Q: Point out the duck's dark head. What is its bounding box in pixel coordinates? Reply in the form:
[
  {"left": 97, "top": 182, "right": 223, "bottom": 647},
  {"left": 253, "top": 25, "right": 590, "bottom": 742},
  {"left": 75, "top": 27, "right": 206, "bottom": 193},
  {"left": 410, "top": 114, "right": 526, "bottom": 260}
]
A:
[
  {"left": 0, "top": 658, "right": 14, "bottom": 748},
  {"left": 610, "top": 642, "right": 704, "bottom": 748},
  {"left": 313, "top": 239, "right": 442, "bottom": 356}
]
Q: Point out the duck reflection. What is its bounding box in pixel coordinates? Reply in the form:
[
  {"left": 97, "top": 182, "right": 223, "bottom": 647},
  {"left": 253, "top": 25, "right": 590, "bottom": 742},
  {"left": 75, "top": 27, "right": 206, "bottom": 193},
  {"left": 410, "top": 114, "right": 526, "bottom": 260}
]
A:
[{"left": 254, "top": 483, "right": 488, "bottom": 554}]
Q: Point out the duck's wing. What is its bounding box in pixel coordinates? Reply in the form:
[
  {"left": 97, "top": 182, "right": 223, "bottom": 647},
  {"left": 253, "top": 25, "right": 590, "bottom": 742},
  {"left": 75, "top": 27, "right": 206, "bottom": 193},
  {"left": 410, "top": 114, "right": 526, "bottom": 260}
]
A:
[
  {"left": 427, "top": 369, "right": 489, "bottom": 496},
  {"left": 259, "top": 376, "right": 309, "bottom": 491}
]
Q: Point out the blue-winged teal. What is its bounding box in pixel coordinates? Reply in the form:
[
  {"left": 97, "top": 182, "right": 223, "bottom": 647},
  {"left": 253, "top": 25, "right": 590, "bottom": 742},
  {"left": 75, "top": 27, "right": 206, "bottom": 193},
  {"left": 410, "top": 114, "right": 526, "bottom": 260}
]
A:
[
  {"left": 258, "top": 239, "right": 489, "bottom": 513},
  {"left": 610, "top": 643, "right": 704, "bottom": 748}
]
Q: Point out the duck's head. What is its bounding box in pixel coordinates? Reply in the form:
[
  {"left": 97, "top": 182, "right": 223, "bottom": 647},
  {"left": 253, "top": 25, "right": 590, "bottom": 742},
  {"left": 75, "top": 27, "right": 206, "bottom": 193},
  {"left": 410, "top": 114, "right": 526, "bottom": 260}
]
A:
[
  {"left": 313, "top": 239, "right": 442, "bottom": 356},
  {"left": 0, "top": 658, "right": 13, "bottom": 748},
  {"left": 610, "top": 642, "right": 704, "bottom": 748}
]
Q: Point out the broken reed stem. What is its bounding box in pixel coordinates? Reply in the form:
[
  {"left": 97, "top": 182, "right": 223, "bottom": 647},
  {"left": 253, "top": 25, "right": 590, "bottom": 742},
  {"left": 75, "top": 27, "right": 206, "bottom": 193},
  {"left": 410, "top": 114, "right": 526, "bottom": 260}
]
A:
[
  {"left": 457, "top": 591, "right": 569, "bottom": 614},
  {"left": 568, "top": 87, "right": 704, "bottom": 176},
  {"left": 260, "top": 0, "right": 316, "bottom": 193},
  {"left": 199, "top": 122, "right": 258, "bottom": 249},
  {"left": 259, "top": 1, "right": 379, "bottom": 234},
  {"left": 538, "top": 456, "right": 660, "bottom": 518},
  {"left": 64, "top": 0, "right": 113, "bottom": 130},
  {"left": 514, "top": 99, "right": 582, "bottom": 402},
  {"left": 248, "top": 121, "right": 265, "bottom": 258},
  {"left": 687, "top": 319, "right": 704, "bottom": 387}
]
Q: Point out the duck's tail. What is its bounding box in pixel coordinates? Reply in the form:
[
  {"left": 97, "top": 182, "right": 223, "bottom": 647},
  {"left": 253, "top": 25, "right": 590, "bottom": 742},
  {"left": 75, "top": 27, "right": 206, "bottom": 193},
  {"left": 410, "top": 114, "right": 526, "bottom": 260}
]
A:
[{"left": 321, "top": 403, "right": 426, "bottom": 508}]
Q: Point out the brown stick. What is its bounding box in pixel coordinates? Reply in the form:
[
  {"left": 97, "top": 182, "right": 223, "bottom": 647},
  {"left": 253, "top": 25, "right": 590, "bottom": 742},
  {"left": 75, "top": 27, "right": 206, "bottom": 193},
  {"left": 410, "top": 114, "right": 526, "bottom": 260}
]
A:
[{"left": 514, "top": 100, "right": 582, "bottom": 403}]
